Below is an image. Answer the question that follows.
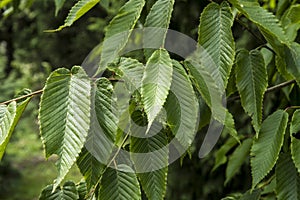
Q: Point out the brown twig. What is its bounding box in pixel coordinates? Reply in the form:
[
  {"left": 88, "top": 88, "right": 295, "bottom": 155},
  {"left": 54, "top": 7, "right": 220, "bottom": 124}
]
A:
[{"left": 0, "top": 89, "right": 44, "bottom": 105}]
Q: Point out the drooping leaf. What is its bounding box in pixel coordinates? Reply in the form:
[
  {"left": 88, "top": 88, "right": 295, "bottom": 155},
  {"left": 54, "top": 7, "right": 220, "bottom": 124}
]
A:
[
  {"left": 141, "top": 49, "right": 173, "bottom": 132},
  {"left": 0, "top": 102, "right": 16, "bottom": 160},
  {"left": 225, "top": 138, "right": 252, "bottom": 185},
  {"left": 99, "top": 164, "right": 141, "bottom": 200},
  {"left": 164, "top": 60, "right": 199, "bottom": 148},
  {"left": 54, "top": 0, "right": 66, "bottom": 16},
  {"left": 39, "top": 181, "right": 79, "bottom": 200},
  {"left": 185, "top": 55, "right": 238, "bottom": 143},
  {"left": 290, "top": 109, "right": 300, "bottom": 173},
  {"left": 39, "top": 66, "right": 91, "bottom": 189},
  {"left": 131, "top": 130, "right": 168, "bottom": 200},
  {"left": 77, "top": 147, "right": 104, "bottom": 190},
  {"left": 276, "top": 152, "right": 300, "bottom": 200},
  {"left": 284, "top": 43, "right": 300, "bottom": 87},
  {"left": 198, "top": 2, "right": 235, "bottom": 89},
  {"left": 228, "top": 0, "right": 288, "bottom": 43},
  {"left": 48, "top": 0, "right": 101, "bottom": 32},
  {"left": 235, "top": 50, "right": 268, "bottom": 135},
  {"left": 251, "top": 110, "right": 288, "bottom": 189},
  {"left": 143, "top": 0, "right": 174, "bottom": 59},
  {"left": 281, "top": 4, "right": 300, "bottom": 41},
  {"left": 213, "top": 137, "right": 239, "bottom": 171},
  {"left": 97, "top": 0, "right": 145, "bottom": 73}
]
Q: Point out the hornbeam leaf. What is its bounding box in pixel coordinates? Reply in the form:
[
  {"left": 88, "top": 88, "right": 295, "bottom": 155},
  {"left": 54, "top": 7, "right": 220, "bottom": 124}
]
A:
[
  {"left": 198, "top": 2, "right": 235, "bottom": 89},
  {"left": 228, "top": 0, "right": 288, "bottom": 43},
  {"left": 99, "top": 164, "right": 141, "bottom": 200},
  {"left": 39, "top": 66, "right": 91, "bottom": 189},
  {"left": 235, "top": 50, "right": 268, "bottom": 135},
  {"left": 97, "top": 0, "right": 145, "bottom": 73},
  {"left": 48, "top": 0, "right": 101, "bottom": 32},
  {"left": 54, "top": 0, "right": 66, "bottom": 16},
  {"left": 39, "top": 181, "right": 79, "bottom": 200},
  {"left": 276, "top": 152, "right": 300, "bottom": 200},
  {"left": 143, "top": 0, "right": 174, "bottom": 59},
  {"left": 0, "top": 102, "right": 16, "bottom": 160},
  {"left": 164, "top": 60, "right": 199, "bottom": 148},
  {"left": 251, "top": 110, "right": 288, "bottom": 189},
  {"left": 141, "top": 49, "right": 173, "bottom": 132},
  {"left": 290, "top": 109, "right": 300, "bottom": 173}
]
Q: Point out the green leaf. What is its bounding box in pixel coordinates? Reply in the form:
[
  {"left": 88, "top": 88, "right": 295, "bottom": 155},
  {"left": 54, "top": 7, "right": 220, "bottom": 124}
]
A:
[
  {"left": 276, "top": 152, "right": 300, "bottom": 200},
  {"left": 0, "top": 0, "right": 13, "bottom": 9},
  {"left": 142, "top": 49, "right": 173, "bottom": 132},
  {"left": 48, "top": 0, "right": 101, "bottom": 32},
  {"left": 54, "top": 0, "right": 66, "bottom": 16},
  {"left": 39, "top": 66, "right": 91, "bottom": 189},
  {"left": 228, "top": 0, "right": 288, "bottom": 43},
  {"left": 39, "top": 181, "right": 79, "bottom": 200},
  {"left": 213, "top": 137, "right": 239, "bottom": 171},
  {"left": 76, "top": 181, "right": 87, "bottom": 200},
  {"left": 283, "top": 43, "right": 300, "bottom": 87},
  {"left": 0, "top": 102, "right": 16, "bottom": 160},
  {"left": 225, "top": 138, "right": 252, "bottom": 185},
  {"left": 240, "top": 189, "right": 261, "bottom": 200},
  {"left": 97, "top": 0, "right": 145, "bottom": 73},
  {"left": 77, "top": 148, "right": 104, "bottom": 190},
  {"left": 235, "top": 50, "right": 268, "bottom": 135},
  {"left": 290, "top": 109, "right": 300, "bottom": 173},
  {"left": 164, "top": 60, "right": 199, "bottom": 148},
  {"left": 131, "top": 130, "right": 168, "bottom": 200},
  {"left": 99, "top": 164, "right": 141, "bottom": 200},
  {"left": 198, "top": 2, "right": 235, "bottom": 89},
  {"left": 185, "top": 56, "right": 238, "bottom": 143},
  {"left": 281, "top": 4, "right": 300, "bottom": 41},
  {"left": 251, "top": 110, "right": 288, "bottom": 189},
  {"left": 143, "top": 0, "right": 174, "bottom": 59}
]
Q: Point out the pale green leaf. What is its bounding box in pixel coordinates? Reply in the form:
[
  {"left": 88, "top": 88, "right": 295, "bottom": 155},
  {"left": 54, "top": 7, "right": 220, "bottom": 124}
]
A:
[
  {"left": 225, "top": 138, "right": 252, "bottom": 185},
  {"left": 0, "top": 102, "right": 16, "bottom": 160},
  {"left": 164, "top": 60, "right": 199, "bottom": 148},
  {"left": 48, "top": 0, "right": 101, "bottom": 32},
  {"left": 235, "top": 49, "right": 268, "bottom": 135},
  {"left": 251, "top": 110, "right": 288, "bottom": 189},
  {"left": 185, "top": 55, "right": 238, "bottom": 143},
  {"left": 290, "top": 109, "right": 300, "bottom": 173},
  {"left": 143, "top": 0, "right": 174, "bottom": 58},
  {"left": 39, "top": 66, "right": 91, "bottom": 189},
  {"left": 131, "top": 130, "right": 168, "bottom": 200},
  {"left": 39, "top": 181, "right": 79, "bottom": 200},
  {"left": 97, "top": 0, "right": 145, "bottom": 73},
  {"left": 141, "top": 49, "right": 173, "bottom": 132},
  {"left": 228, "top": 0, "right": 288, "bottom": 43},
  {"left": 99, "top": 164, "right": 141, "bottom": 200},
  {"left": 54, "top": 0, "right": 66, "bottom": 16},
  {"left": 198, "top": 2, "right": 235, "bottom": 89},
  {"left": 276, "top": 152, "right": 300, "bottom": 200},
  {"left": 0, "top": 0, "right": 13, "bottom": 9}
]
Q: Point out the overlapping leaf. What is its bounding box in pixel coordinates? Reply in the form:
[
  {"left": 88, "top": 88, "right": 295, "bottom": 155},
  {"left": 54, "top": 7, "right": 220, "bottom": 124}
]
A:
[
  {"left": 276, "top": 152, "right": 300, "bottom": 200},
  {"left": 39, "top": 181, "right": 79, "bottom": 200},
  {"left": 229, "top": 0, "right": 288, "bottom": 44},
  {"left": 39, "top": 66, "right": 91, "bottom": 189},
  {"left": 225, "top": 138, "right": 252, "bottom": 184},
  {"left": 97, "top": 0, "right": 145, "bottom": 73},
  {"left": 49, "top": 0, "right": 101, "bottom": 31},
  {"left": 141, "top": 49, "right": 173, "bottom": 132},
  {"left": 251, "top": 110, "right": 288, "bottom": 189},
  {"left": 164, "top": 60, "right": 199, "bottom": 148},
  {"left": 143, "top": 0, "right": 174, "bottom": 59},
  {"left": 283, "top": 42, "right": 300, "bottom": 87},
  {"left": 0, "top": 102, "right": 16, "bottom": 160},
  {"left": 290, "top": 109, "right": 300, "bottom": 173},
  {"left": 99, "top": 164, "right": 141, "bottom": 200},
  {"left": 235, "top": 50, "right": 268, "bottom": 135},
  {"left": 198, "top": 2, "right": 235, "bottom": 89}
]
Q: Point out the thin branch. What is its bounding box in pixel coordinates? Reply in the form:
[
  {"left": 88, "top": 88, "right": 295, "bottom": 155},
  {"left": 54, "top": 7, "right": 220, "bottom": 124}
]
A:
[
  {"left": 228, "top": 79, "right": 297, "bottom": 102},
  {"left": 0, "top": 89, "right": 44, "bottom": 105}
]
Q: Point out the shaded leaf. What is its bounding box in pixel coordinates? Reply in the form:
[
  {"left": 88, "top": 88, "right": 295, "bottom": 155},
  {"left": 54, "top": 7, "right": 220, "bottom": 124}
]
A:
[
  {"left": 54, "top": 0, "right": 66, "bottom": 16},
  {"left": 290, "top": 109, "right": 300, "bottom": 173},
  {"left": 235, "top": 49, "right": 268, "bottom": 135},
  {"left": 39, "top": 181, "right": 79, "bottom": 200},
  {"left": 251, "top": 110, "right": 288, "bottom": 189}
]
